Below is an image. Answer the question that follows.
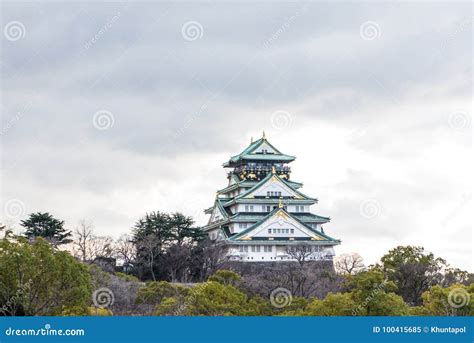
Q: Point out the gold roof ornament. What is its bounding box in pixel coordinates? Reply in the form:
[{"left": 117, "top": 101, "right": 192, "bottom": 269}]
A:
[
  {"left": 278, "top": 197, "right": 284, "bottom": 208},
  {"left": 271, "top": 166, "right": 276, "bottom": 174}
]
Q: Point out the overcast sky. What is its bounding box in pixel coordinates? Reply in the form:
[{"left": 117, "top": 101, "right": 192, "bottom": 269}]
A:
[{"left": 1, "top": 1, "right": 472, "bottom": 270}]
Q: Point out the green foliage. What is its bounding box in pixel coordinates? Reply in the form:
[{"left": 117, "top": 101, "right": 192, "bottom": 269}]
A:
[
  {"left": 245, "top": 296, "right": 274, "bottom": 316},
  {"left": 133, "top": 212, "right": 203, "bottom": 245},
  {"left": 420, "top": 283, "right": 473, "bottom": 316},
  {"left": 306, "top": 293, "right": 356, "bottom": 316},
  {"left": 21, "top": 212, "right": 72, "bottom": 245},
  {"left": 303, "top": 271, "right": 408, "bottom": 316},
  {"left": 132, "top": 211, "right": 205, "bottom": 281},
  {"left": 408, "top": 306, "right": 431, "bottom": 316},
  {"left": 61, "top": 306, "right": 112, "bottom": 316},
  {"left": 136, "top": 281, "right": 189, "bottom": 305},
  {"left": 185, "top": 281, "right": 249, "bottom": 316},
  {"left": 154, "top": 297, "right": 183, "bottom": 315},
  {"left": 349, "top": 270, "right": 408, "bottom": 316},
  {"left": 380, "top": 246, "right": 446, "bottom": 305},
  {"left": 278, "top": 297, "right": 309, "bottom": 316},
  {"left": 115, "top": 272, "right": 140, "bottom": 283},
  {"left": 208, "top": 270, "right": 241, "bottom": 286},
  {"left": 0, "top": 237, "right": 91, "bottom": 315}
]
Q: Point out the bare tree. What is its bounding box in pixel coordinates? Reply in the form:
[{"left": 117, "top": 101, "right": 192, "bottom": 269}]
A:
[
  {"left": 136, "top": 233, "right": 161, "bottom": 281},
  {"left": 115, "top": 234, "right": 136, "bottom": 269},
  {"left": 162, "top": 244, "right": 193, "bottom": 282},
  {"left": 73, "top": 220, "right": 115, "bottom": 262},
  {"left": 199, "top": 239, "right": 229, "bottom": 281},
  {"left": 334, "top": 253, "right": 366, "bottom": 275},
  {"left": 286, "top": 244, "right": 313, "bottom": 267},
  {"left": 73, "top": 220, "right": 94, "bottom": 262}
]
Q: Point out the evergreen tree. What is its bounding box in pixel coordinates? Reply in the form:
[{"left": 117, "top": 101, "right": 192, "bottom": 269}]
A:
[
  {"left": 21, "top": 212, "right": 72, "bottom": 246},
  {"left": 132, "top": 211, "right": 205, "bottom": 281}
]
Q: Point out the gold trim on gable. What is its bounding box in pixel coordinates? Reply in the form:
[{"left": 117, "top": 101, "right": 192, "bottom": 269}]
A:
[{"left": 311, "top": 236, "right": 324, "bottom": 241}]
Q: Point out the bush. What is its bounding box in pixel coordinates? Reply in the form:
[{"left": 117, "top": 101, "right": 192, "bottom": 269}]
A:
[{"left": 0, "top": 237, "right": 91, "bottom": 316}]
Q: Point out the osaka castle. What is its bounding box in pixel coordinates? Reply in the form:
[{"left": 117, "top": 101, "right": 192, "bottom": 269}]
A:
[{"left": 203, "top": 132, "right": 340, "bottom": 262}]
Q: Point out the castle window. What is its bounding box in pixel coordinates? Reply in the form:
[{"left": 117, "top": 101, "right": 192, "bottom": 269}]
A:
[
  {"left": 295, "top": 206, "right": 299, "bottom": 212},
  {"left": 268, "top": 229, "right": 271, "bottom": 234},
  {"left": 290, "top": 229, "right": 294, "bottom": 234}
]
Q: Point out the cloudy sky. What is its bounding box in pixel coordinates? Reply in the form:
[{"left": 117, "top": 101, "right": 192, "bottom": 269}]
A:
[{"left": 1, "top": 1, "right": 472, "bottom": 270}]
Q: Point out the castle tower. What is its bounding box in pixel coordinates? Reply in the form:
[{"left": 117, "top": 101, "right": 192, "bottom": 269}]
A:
[{"left": 203, "top": 133, "right": 340, "bottom": 262}]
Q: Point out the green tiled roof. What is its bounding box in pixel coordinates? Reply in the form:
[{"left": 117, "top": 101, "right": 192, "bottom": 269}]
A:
[
  {"left": 229, "top": 212, "right": 330, "bottom": 223},
  {"left": 232, "top": 172, "right": 316, "bottom": 202},
  {"left": 223, "top": 138, "right": 295, "bottom": 167},
  {"left": 217, "top": 179, "right": 303, "bottom": 195}
]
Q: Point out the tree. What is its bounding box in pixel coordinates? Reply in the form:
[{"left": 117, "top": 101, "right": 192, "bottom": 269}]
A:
[
  {"left": 115, "top": 234, "right": 136, "bottom": 272},
  {"left": 191, "top": 238, "right": 229, "bottom": 281},
  {"left": 73, "top": 220, "right": 114, "bottom": 262},
  {"left": 132, "top": 211, "right": 205, "bottom": 281},
  {"left": 334, "top": 253, "right": 366, "bottom": 275},
  {"left": 440, "top": 268, "right": 474, "bottom": 287},
  {"left": 208, "top": 270, "right": 241, "bottom": 287},
  {"left": 286, "top": 244, "right": 313, "bottom": 267},
  {"left": 185, "top": 281, "right": 249, "bottom": 316},
  {"left": 136, "top": 281, "right": 189, "bottom": 315},
  {"left": 0, "top": 236, "right": 91, "bottom": 316},
  {"left": 419, "top": 283, "right": 473, "bottom": 316},
  {"left": 349, "top": 270, "right": 409, "bottom": 316},
  {"left": 380, "top": 246, "right": 446, "bottom": 306},
  {"left": 306, "top": 293, "right": 356, "bottom": 316},
  {"left": 136, "top": 233, "right": 161, "bottom": 281},
  {"left": 242, "top": 262, "right": 341, "bottom": 300},
  {"left": 21, "top": 212, "right": 72, "bottom": 246},
  {"left": 162, "top": 244, "right": 193, "bottom": 282}
]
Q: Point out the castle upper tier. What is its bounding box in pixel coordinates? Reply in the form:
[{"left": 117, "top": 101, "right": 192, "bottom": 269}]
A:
[{"left": 203, "top": 132, "right": 340, "bottom": 262}]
